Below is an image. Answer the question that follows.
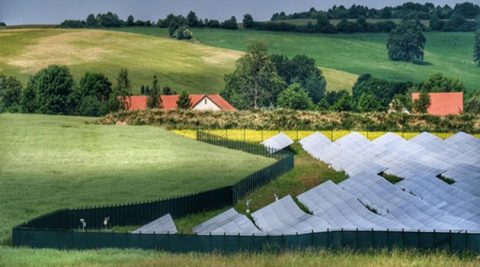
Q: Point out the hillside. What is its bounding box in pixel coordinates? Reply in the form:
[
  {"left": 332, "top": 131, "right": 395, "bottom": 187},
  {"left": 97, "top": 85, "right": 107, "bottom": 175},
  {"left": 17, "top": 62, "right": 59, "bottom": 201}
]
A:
[
  {"left": 0, "top": 113, "right": 274, "bottom": 243},
  {"left": 191, "top": 29, "right": 480, "bottom": 95},
  {"left": 0, "top": 28, "right": 241, "bottom": 94},
  {"left": 2, "top": 27, "right": 478, "bottom": 95},
  {"left": 115, "top": 27, "right": 479, "bottom": 94}
]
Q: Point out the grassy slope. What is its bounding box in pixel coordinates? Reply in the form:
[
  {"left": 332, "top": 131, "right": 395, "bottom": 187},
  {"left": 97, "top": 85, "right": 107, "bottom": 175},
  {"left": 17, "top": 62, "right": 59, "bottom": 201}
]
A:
[
  {"left": 190, "top": 29, "right": 479, "bottom": 94},
  {"left": 1, "top": 247, "right": 478, "bottom": 267},
  {"left": 0, "top": 28, "right": 241, "bottom": 93},
  {"left": 0, "top": 114, "right": 273, "bottom": 242},
  {"left": 115, "top": 27, "right": 479, "bottom": 94}
]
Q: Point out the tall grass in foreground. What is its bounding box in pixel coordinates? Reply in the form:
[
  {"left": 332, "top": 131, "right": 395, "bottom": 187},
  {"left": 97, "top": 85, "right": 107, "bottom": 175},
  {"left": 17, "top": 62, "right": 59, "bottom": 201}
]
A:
[{"left": 0, "top": 247, "right": 478, "bottom": 267}]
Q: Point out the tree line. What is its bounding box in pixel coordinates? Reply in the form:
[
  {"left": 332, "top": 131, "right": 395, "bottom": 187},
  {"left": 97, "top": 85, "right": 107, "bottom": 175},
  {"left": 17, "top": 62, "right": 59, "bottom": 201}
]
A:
[
  {"left": 220, "top": 41, "right": 480, "bottom": 114},
  {"left": 60, "top": 11, "right": 238, "bottom": 31},
  {"left": 272, "top": 2, "right": 479, "bottom": 21},
  {"left": 246, "top": 13, "right": 477, "bottom": 34},
  {"left": 0, "top": 66, "right": 193, "bottom": 116}
]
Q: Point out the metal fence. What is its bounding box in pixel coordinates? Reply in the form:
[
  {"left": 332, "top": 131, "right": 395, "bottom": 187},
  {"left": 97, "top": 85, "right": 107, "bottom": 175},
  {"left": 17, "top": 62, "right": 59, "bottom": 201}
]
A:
[{"left": 12, "top": 228, "right": 480, "bottom": 252}]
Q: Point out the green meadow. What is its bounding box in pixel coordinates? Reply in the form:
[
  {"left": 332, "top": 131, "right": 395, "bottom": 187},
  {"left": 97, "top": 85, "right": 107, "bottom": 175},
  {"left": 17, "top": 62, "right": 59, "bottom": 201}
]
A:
[{"left": 0, "top": 113, "right": 273, "bottom": 243}]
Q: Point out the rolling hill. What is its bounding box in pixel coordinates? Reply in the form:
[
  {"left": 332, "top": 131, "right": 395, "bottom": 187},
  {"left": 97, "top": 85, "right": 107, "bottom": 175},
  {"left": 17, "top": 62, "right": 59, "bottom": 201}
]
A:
[
  {"left": 0, "top": 27, "right": 478, "bottom": 95},
  {"left": 0, "top": 28, "right": 241, "bottom": 94}
]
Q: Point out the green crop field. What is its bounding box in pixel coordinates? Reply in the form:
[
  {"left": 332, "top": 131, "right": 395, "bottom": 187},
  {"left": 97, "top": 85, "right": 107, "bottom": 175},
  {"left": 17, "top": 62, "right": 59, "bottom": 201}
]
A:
[
  {"left": 0, "top": 113, "right": 274, "bottom": 243},
  {"left": 0, "top": 28, "right": 241, "bottom": 94}
]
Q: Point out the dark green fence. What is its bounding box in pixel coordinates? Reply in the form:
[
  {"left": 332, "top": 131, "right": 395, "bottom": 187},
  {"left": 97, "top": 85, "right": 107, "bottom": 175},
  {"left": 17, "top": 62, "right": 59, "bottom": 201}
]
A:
[
  {"left": 197, "top": 130, "right": 284, "bottom": 158},
  {"left": 12, "top": 228, "right": 480, "bottom": 252}
]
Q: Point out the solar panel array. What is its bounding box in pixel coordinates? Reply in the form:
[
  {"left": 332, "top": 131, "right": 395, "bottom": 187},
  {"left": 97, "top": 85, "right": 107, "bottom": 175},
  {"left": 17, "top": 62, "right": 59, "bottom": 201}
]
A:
[
  {"left": 260, "top": 133, "right": 294, "bottom": 153},
  {"left": 132, "top": 214, "right": 177, "bottom": 234},
  {"left": 186, "top": 131, "right": 479, "bottom": 235},
  {"left": 193, "top": 208, "right": 263, "bottom": 236},
  {"left": 299, "top": 131, "right": 480, "bottom": 232}
]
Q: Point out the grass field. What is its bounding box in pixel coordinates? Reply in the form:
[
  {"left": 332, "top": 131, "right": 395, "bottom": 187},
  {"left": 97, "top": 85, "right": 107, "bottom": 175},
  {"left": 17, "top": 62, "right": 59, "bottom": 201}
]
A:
[
  {"left": 114, "top": 27, "right": 480, "bottom": 94},
  {"left": 3, "top": 27, "right": 478, "bottom": 94},
  {"left": 0, "top": 113, "right": 274, "bottom": 243},
  {"left": 190, "top": 29, "right": 480, "bottom": 94},
  {"left": 0, "top": 28, "right": 241, "bottom": 93},
  {"left": 1, "top": 247, "right": 478, "bottom": 267}
]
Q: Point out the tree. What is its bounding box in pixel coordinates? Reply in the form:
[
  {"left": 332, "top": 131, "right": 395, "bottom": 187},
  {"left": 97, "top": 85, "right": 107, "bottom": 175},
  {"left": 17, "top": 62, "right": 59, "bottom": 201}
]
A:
[
  {"left": 86, "top": 14, "right": 98, "bottom": 27},
  {"left": 475, "top": 27, "right": 480, "bottom": 66},
  {"left": 0, "top": 75, "right": 22, "bottom": 112},
  {"left": 162, "top": 86, "right": 176, "bottom": 95},
  {"left": 147, "top": 75, "right": 162, "bottom": 109},
  {"left": 243, "top": 14, "right": 254, "bottom": 28},
  {"left": 186, "top": 11, "right": 199, "bottom": 27},
  {"left": 28, "top": 65, "right": 75, "bottom": 114},
  {"left": 111, "top": 68, "right": 132, "bottom": 111},
  {"left": 77, "top": 72, "right": 112, "bottom": 100},
  {"left": 271, "top": 54, "right": 326, "bottom": 103},
  {"left": 416, "top": 73, "right": 465, "bottom": 92},
  {"left": 75, "top": 72, "right": 112, "bottom": 116},
  {"left": 0, "top": 22, "right": 6, "bottom": 27},
  {"left": 429, "top": 14, "right": 443, "bottom": 31},
  {"left": 356, "top": 93, "right": 382, "bottom": 112},
  {"left": 21, "top": 79, "right": 37, "bottom": 113},
  {"left": 465, "top": 95, "right": 480, "bottom": 113},
  {"left": 222, "top": 42, "right": 285, "bottom": 109},
  {"left": 413, "top": 91, "right": 431, "bottom": 113},
  {"left": 126, "top": 15, "right": 135, "bottom": 27},
  {"left": 331, "top": 93, "right": 353, "bottom": 111},
  {"left": 176, "top": 91, "right": 191, "bottom": 109},
  {"left": 221, "top": 16, "right": 238, "bottom": 30},
  {"left": 352, "top": 74, "right": 410, "bottom": 110},
  {"left": 387, "top": 20, "right": 426, "bottom": 63},
  {"left": 276, "top": 83, "right": 313, "bottom": 110},
  {"left": 175, "top": 26, "right": 193, "bottom": 40}
]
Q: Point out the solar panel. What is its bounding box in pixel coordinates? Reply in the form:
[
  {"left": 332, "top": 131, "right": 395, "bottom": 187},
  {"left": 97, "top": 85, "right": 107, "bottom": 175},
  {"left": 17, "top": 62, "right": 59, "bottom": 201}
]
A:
[
  {"left": 132, "top": 214, "right": 177, "bottom": 234},
  {"left": 396, "top": 176, "right": 480, "bottom": 222},
  {"left": 260, "top": 133, "right": 294, "bottom": 153},
  {"left": 251, "top": 195, "right": 333, "bottom": 234},
  {"left": 339, "top": 173, "right": 480, "bottom": 231},
  {"left": 193, "top": 208, "right": 262, "bottom": 236},
  {"left": 297, "top": 181, "right": 405, "bottom": 230}
]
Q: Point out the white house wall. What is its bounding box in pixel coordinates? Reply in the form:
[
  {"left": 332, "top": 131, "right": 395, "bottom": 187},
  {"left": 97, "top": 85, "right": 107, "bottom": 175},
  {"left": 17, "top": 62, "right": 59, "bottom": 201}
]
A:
[{"left": 193, "top": 97, "right": 222, "bottom": 111}]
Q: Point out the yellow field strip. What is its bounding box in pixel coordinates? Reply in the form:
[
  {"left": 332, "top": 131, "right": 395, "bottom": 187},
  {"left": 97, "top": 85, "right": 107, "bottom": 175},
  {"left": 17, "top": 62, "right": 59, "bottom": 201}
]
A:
[{"left": 172, "top": 129, "right": 480, "bottom": 142}]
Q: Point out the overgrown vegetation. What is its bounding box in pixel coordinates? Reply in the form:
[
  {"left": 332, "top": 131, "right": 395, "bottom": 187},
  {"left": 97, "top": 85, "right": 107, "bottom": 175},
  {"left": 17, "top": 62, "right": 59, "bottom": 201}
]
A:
[{"left": 100, "top": 109, "right": 480, "bottom": 133}]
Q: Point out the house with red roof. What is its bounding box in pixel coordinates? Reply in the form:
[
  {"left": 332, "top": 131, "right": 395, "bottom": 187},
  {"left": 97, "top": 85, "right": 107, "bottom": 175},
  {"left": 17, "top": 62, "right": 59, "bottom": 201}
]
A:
[
  {"left": 411, "top": 92, "right": 463, "bottom": 116},
  {"left": 123, "top": 94, "right": 236, "bottom": 111}
]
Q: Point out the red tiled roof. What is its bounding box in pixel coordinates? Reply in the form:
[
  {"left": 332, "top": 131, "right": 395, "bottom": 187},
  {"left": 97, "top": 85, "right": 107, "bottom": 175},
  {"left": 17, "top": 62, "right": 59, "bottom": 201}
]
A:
[
  {"left": 123, "top": 96, "right": 147, "bottom": 111},
  {"left": 207, "top": 94, "right": 236, "bottom": 111},
  {"left": 123, "top": 94, "right": 235, "bottom": 111},
  {"left": 412, "top": 92, "right": 463, "bottom": 116}
]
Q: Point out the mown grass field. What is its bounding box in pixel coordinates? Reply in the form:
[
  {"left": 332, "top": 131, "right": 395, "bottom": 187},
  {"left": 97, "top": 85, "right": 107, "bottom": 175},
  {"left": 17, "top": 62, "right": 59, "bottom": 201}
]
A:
[
  {"left": 1, "top": 247, "right": 478, "bottom": 267},
  {"left": 0, "top": 28, "right": 241, "bottom": 93},
  {"left": 0, "top": 114, "right": 274, "bottom": 243}
]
